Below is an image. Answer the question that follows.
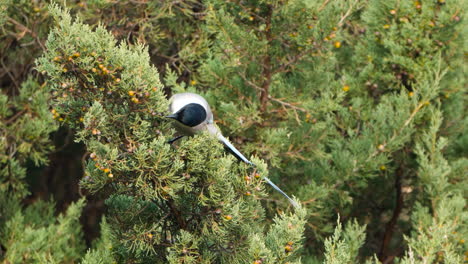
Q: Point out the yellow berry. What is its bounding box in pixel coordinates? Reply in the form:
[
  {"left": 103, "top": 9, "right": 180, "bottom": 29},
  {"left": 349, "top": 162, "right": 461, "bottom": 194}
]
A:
[
  {"left": 91, "top": 68, "right": 97, "bottom": 73},
  {"left": 90, "top": 153, "right": 97, "bottom": 159},
  {"left": 383, "top": 24, "right": 391, "bottom": 29},
  {"left": 334, "top": 41, "right": 341, "bottom": 48},
  {"left": 245, "top": 191, "right": 252, "bottom": 196},
  {"left": 390, "top": 9, "right": 396, "bottom": 15},
  {"left": 342, "top": 85, "right": 350, "bottom": 92},
  {"left": 128, "top": 91, "right": 135, "bottom": 96},
  {"left": 58, "top": 117, "right": 64, "bottom": 121},
  {"left": 115, "top": 78, "right": 121, "bottom": 83},
  {"left": 190, "top": 80, "right": 197, "bottom": 85},
  {"left": 380, "top": 165, "right": 386, "bottom": 171},
  {"left": 224, "top": 215, "right": 232, "bottom": 220},
  {"left": 131, "top": 97, "right": 139, "bottom": 103},
  {"left": 79, "top": 117, "right": 84, "bottom": 122},
  {"left": 254, "top": 173, "right": 260, "bottom": 179},
  {"left": 409, "top": 92, "right": 414, "bottom": 97},
  {"left": 285, "top": 245, "right": 293, "bottom": 252},
  {"left": 108, "top": 173, "right": 114, "bottom": 178},
  {"left": 103, "top": 168, "right": 110, "bottom": 173},
  {"left": 249, "top": 16, "right": 254, "bottom": 21},
  {"left": 378, "top": 144, "right": 385, "bottom": 151},
  {"left": 147, "top": 233, "right": 153, "bottom": 239}
]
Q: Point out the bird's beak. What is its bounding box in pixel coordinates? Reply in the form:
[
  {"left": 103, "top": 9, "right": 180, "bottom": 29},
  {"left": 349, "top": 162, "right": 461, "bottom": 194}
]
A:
[{"left": 165, "top": 113, "right": 178, "bottom": 119}]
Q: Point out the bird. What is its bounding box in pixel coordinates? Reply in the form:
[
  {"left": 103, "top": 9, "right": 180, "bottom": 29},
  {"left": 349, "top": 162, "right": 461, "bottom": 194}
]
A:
[{"left": 166, "top": 92, "right": 298, "bottom": 207}]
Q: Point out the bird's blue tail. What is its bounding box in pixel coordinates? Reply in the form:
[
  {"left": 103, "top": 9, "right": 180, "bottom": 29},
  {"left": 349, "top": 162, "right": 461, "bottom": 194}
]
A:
[{"left": 218, "top": 135, "right": 298, "bottom": 208}]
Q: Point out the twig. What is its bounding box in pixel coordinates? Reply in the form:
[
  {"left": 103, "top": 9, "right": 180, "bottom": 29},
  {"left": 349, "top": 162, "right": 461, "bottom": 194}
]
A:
[
  {"left": 7, "top": 17, "right": 36, "bottom": 37},
  {"left": 318, "top": 0, "right": 331, "bottom": 11},
  {"left": 260, "top": 5, "right": 273, "bottom": 113},
  {"left": 379, "top": 164, "right": 404, "bottom": 262},
  {"left": 268, "top": 96, "right": 307, "bottom": 112},
  {"left": 362, "top": 102, "right": 425, "bottom": 166},
  {"left": 4, "top": 110, "right": 26, "bottom": 125},
  {"left": 338, "top": 0, "right": 360, "bottom": 27},
  {"left": 1, "top": 57, "right": 19, "bottom": 89}
]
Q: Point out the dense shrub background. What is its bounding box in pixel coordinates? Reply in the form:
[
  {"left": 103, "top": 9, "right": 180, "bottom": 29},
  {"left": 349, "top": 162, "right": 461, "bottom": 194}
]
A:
[{"left": 0, "top": 1, "right": 466, "bottom": 263}]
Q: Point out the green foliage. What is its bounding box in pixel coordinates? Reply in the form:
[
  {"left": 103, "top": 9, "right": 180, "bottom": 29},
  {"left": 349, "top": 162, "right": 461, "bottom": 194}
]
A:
[
  {"left": 36, "top": 5, "right": 306, "bottom": 263},
  {"left": 1, "top": 198, "right": 86, "bottom": 263},
  {"left": 0, "top": 78, "right": 57, "bottom": 199},
  {"left": 0, "top": 0, "right": 466, "bottom": 263},
  {"left": 81, "top": 217, "right": 116, "bottom": 264},
  {"left": 323, "top": 218, "right": 367, "bottom": 264},
  {"left": 398, "top": 109, "right": 467, "bottom": 264},
  {"left": 190, "top": 0, "right": 466, "bottom": 260}
]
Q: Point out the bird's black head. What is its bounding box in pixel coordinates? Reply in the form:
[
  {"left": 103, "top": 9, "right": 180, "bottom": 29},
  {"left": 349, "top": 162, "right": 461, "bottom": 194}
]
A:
[{"left": 167, "top": 103, "right": 207, "bottom": 127}]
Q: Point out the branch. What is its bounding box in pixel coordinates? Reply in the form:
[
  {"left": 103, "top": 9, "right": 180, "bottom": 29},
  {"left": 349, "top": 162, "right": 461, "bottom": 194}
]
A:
[
  {"left": 338, "top": 0, "right": 360, "bottom": 27},
  {"left": 260, "top": 5, "right": 273, "bottom": 113},
  {"left": 379, "top": 164, "right": 404, "bottom": 262}
]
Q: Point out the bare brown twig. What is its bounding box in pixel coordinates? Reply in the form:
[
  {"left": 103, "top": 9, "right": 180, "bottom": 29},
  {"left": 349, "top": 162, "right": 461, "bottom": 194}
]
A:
[{"left": 379, "top": 163, "right": 404, "bottom": 262}]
